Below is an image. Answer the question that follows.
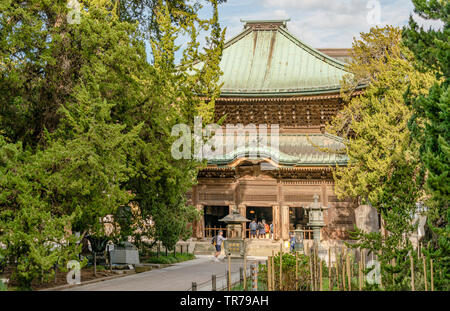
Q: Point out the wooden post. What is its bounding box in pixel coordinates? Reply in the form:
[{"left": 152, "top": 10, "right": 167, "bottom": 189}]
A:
[
  {"left": 279, "top": 243, "right": 283, "bottom": 291},
  {"left": 240, "top": 267, "right": 244, "bottom": 287},
  {"left": 392, "top": 258, "right": 395, "bottom": 286},
  {"left": 157, "top": 242, "right": 160, "bottom": 258},
  {"left": 328, "top": 248, "right": 331, "bottom": 291},
  {"left": 309, "top": 251, "right": 314, "bottom": 290},
  {"left": 430, "top": 259, "right": 434, "bottom": 291},
  {"left": 362, "top": 248, "right": 365, "bottom": 285},
  {"left": 192, "top": 282, "right": 197, "bottom": 291},
  {"left": 228, "top": 254, "right": 232, "bottom": 291},
  {"left": 315, "top": 245, "right": 318, "bottom": 291},
  {"left": 335, "top": 250, "right": 339, "bottom": 291},
  {"left": 212, "top": 274, "right": 217, "bottom": 291},
  {"left": 319, "top": 259, "right": 323, "bottom": 291},
  {"left": 295, "top": 252, "right": 299, "bottom": 291},
  {"left": 54, "top": 265, "right": 57, "bottom": 284},
  {"left": 410, "top": 253, "right": 415, "bottom": 291},
  {"left": 243, "top": 255, "right": 247, "bottom": 291},
  {"left": 342, "top": 248, "right": 346, "bottom": 291},
  {"left": 251, "top": 264, "right": 258, "bottom": 291},
  {"left": 346, "top": 252, "right": 351, "bottom": 291},
  {"left": 423, "top": 255, "right": 428, "bottom": 291},
  {"left": 267, "top": 257, "right": 272, "bottom": 291},
  {"left": 94, "top": 252, "right": 97, "bottom": 277},
  {"left": 379, "top": 250, "right": 383, "bottom": 289},
  {"left": 271, "top": 253, "right": 275, "bottom": 291},
  {"left": 358, "top": 259, "right": 362, "bottom": 291}
]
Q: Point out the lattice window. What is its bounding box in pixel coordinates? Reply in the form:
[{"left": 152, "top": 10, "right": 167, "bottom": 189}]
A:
[
  {"left": 199, "top": 193, "right": 234, "bottom": 201},
  {"left": 284, "top": 193, "right": 320, "bottom": 202},
  {"left": 243, "top": 194, "right": 277, "bottom": 201}
]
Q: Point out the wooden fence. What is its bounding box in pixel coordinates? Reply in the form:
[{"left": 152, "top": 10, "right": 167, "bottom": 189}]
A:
[{"left": 205, "top": 227, "right": 314, "bottom": 240}]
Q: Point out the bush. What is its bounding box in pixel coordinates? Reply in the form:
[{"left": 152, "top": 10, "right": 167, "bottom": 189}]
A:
[{"left": 143, "top": 252, "right": 195, "bottom": 264}]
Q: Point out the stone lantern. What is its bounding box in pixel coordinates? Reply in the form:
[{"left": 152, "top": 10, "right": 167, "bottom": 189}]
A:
[
  {"left": 304, "top": 194, "right": 329, "bottom": 246},
  {"left": 219, "top": 205, "right": 250, "bottom": 258}
]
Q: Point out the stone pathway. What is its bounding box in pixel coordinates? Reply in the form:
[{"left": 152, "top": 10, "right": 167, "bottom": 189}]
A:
[{"left": 63, "top": 256, "right": 267, "bottom": 291}]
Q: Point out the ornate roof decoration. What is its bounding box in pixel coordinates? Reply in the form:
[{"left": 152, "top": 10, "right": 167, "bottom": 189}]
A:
[{"left": 206, "top": 133, "right": 348, "bottom": 167}]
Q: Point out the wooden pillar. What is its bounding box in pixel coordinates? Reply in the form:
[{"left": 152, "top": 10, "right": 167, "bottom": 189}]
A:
[
  {"left": 194, "top": 204, "right": 204, "bottom": 239},
  {"left": 272, "top": 205, "right": 281, "bottom": 240},
  {"left": 238, "top": 204, "right": 246, "bottom": 239},
  {"left": 281, "top": 205, "right": 290, "bottom": 240}
]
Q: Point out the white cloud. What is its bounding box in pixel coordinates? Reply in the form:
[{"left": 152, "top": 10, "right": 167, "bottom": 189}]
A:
[{"left": 197, "top": 0, "right": 445, "bottom": 51}]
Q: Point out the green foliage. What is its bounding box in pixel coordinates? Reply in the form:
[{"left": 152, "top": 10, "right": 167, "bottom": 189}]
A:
[
  {"left": 328, "top": 26, "right": 438, "bottom": 290},
  {"left": 403, "top": 0, "right": 450, "bottom": 290},
  {"left": 0, "top": 280, "right": 6, "bottom": 291},
  {"left": 142, "top": 251, "right": 195, "bottom": 264},
  {"left": 0, "top": 136, "right": 80, "bottom": 288},
  {"left": 259, "top": 252, "right": 312, "bottom": 291},
  {"left": 0, "top": 0, "right": 224, "bottom": 287}
]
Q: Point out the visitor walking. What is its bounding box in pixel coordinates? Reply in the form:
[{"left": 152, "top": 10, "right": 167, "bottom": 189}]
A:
[
  {"left": 249, "top": 219, "right": 257, "bottom": 239},
  {"left": 212, "top": 230, "right": 226, "bottom": 262},
  {"left": 264, "top": 220, "right": 270, "bottom": 239},
  {"left": 289, "top": 232, "right": 296, "bottom": 253}
]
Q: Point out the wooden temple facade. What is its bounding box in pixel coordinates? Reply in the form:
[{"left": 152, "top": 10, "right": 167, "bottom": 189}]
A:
[{"left": 188, "top": 20, "right": 364, "bottom": 242}]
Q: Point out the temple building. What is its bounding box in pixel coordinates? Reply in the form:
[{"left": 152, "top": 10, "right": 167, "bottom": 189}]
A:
[{"left": 188, "top": 19, "right": 369, "bottom": 246}]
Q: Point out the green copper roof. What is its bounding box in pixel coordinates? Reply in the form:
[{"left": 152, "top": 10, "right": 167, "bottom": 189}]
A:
[
  {"left": 194, "top": 20, "right": 351, "bottom": 97},
  {"left": 207, "top": 133, "right": 348, "bottom": 167}
]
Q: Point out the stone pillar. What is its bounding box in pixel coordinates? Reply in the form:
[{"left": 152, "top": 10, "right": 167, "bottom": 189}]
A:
[
  {"left": 238, "top": 204, "right": 246, "bottom": 239},
  {"left": 272, "top": 205, "right": 281, "bottom": 240},
  {"left": 281, "top": 205, "right": 290, "bottom": 241},
  {"left": 194, "top": 204, "right": 204, "bottom": 239}
]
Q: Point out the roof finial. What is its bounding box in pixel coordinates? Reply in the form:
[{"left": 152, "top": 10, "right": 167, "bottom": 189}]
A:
[{"left": 240, "top": 19, "right": 290, "bottom": 30}]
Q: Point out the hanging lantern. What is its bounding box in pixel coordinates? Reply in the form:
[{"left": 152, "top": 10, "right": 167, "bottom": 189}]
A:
[{"left": 206, "top": 206, "right": 212, "bottom": 215}]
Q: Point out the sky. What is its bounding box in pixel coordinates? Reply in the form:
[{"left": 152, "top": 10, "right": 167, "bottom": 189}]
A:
[{"left": 197, "top": 0, "right": 443, "bottom": 48}]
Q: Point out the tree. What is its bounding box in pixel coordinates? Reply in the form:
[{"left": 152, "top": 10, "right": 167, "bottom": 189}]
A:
[
  {"left": 120, "top": 0, "right": 224, "bottom": 251},
  {"left": 327, "top": 26, "right": 437, "bottom": 290},
  {"left": 0, "top": 0, "right": 225, "bottom": 286},
  {"left": 402, "top": 0, "right": 449, "bottom": 290},
  {"left": 0, "top": 135, "right": 80, "bottom": 289}
]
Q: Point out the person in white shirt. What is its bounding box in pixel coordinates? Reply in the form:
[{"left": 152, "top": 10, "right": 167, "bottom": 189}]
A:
[{"left": 213, "top": 230, "right": 226, "bottom": 262}]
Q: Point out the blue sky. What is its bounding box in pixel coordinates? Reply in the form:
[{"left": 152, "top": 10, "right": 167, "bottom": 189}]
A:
[
  {"left": 151, "top": 0, "right": 443, "bottom": 63},
  {"left": 205, "top": 0, "right": 442, "bottom": 48}
]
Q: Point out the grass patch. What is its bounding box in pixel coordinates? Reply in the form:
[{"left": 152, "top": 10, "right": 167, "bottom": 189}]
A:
[{"left": 142, "top": 252, "right": 195, "bottom": 265}]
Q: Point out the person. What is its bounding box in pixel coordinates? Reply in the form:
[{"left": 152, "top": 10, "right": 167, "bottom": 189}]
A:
[
  {"left": 289, "top": 232, "right": 296, "bottom": 253},
  {"left": 249, "top": 219, "right": 257, "bottom": 239},
  {"left": 212, "top": 230, "right": 226, "bottom": 262},
  {"left": 258, "top": 220, "right": 265, "bottom": 239},
  {"left": 264, "top": 220, "right": 270, "bottom": 239},
  {"left": 270, "top": 223, "right": 274, "bottom": 239}
]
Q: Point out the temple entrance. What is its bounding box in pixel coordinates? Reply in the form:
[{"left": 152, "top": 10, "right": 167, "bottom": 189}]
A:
[
  {"left": 245, "top": 206, "right": 272, "bottom": 238},
  {"left": 246, "top": 206, "right": 273, "bottom": 223},
  {"left": 204, "top": 206, "right": 228, "bottom": 237}
]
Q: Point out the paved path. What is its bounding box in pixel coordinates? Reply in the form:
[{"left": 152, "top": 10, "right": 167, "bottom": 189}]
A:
[{"left": 64, "top": 256, "right": 266, "bottom": 291}]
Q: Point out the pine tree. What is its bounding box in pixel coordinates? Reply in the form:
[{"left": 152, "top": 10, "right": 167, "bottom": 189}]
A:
[{"left": 402, "top": 0, "right": 449, "bottom": 290}]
